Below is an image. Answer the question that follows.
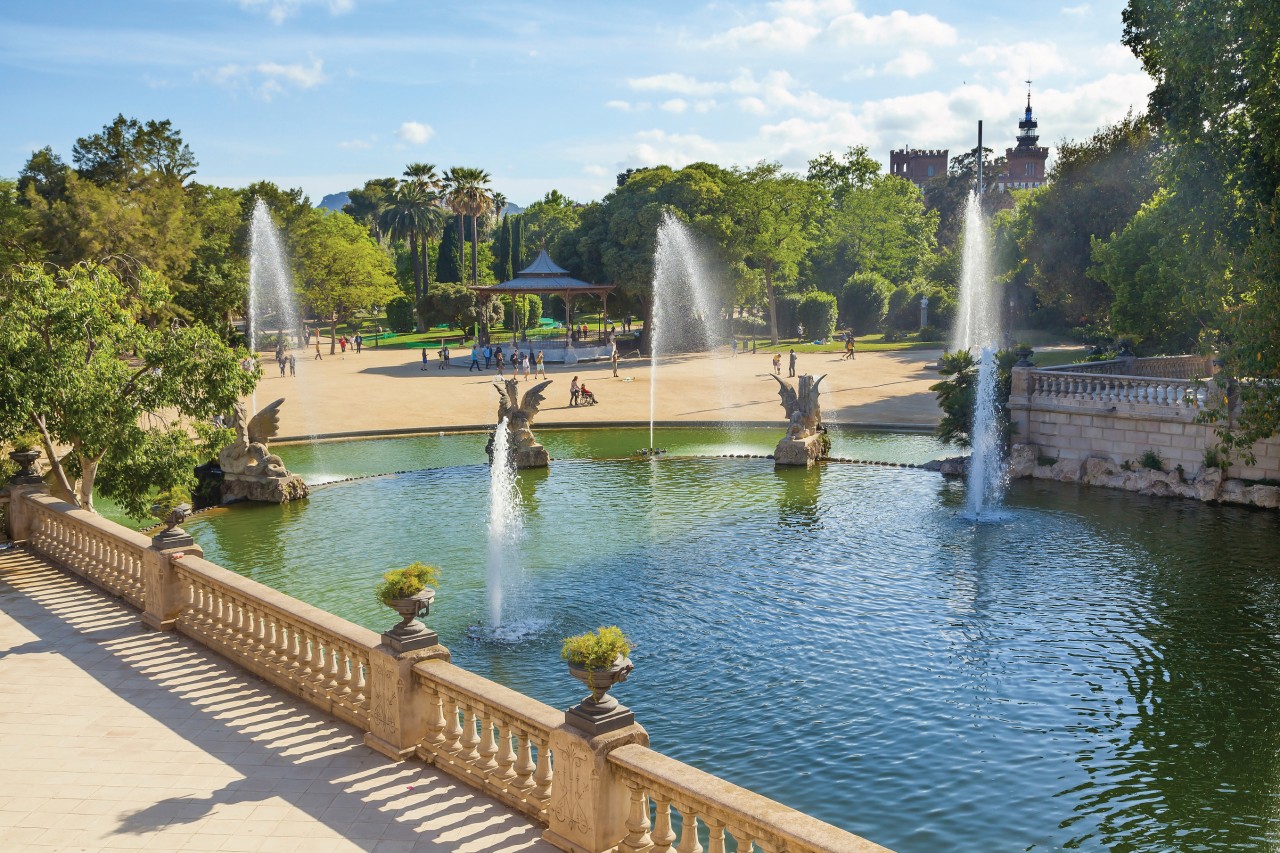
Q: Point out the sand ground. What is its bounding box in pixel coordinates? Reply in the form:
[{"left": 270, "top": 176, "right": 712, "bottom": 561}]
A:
[{"left": 259, "top": 344, "right": 945, "bottom": 440}]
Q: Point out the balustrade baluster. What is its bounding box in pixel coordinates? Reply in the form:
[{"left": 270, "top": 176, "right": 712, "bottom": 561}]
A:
[
  {"left": 352, "top": 655, "right": 368, "bottom": 710},
  {"left": 443, "top": 697, "right": 464, "bottom": 753},
  {"left": 324, "top": 642, "right": 341, "bottom": 695},
  {"left": 424, "top": 687, "right": 446, "bottom": 748},
  {"left": 334, "top": 644, "right": 354, "bottom": 698},
  {"left": 284, "top": 624, "right": 303, "bottom": 676},
  {"left": 706, "top": 820, "right": 727, "bottom": 853},
  {"left": 311, "top": 637, "right": 330, "bottom": 684},
  {"left": 675, "top": 804, "right": 703, "bottom": 853},
  {"left": 298, "top": 630, "right": 316, "bottom": 682},
  {"left": 532, "top": 738, "right": 553, "bottom": 800},
  {"left": 512, "top": 731, "right": 535, "bottom": 790},
  {"left": 619, "top": 782, "right": 652, "bottom": 851},
  {"left": 251, "top": 605, "right": 268, "bottom": 657},
  {"left": 478, "top": 712, "right": 499, "bottom": 772},
  {"left": 495, "top": 723, "right": 516, "bottom": 781},
  {"left": 651, "top": 797, "right": 676, "bottom": 853},
  {"left": 462, "top": 708, "right": 482, "bottom": 764}
]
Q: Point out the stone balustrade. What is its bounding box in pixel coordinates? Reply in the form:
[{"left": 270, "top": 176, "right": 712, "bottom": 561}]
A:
[
  {"left": 2, "top": 486, "right": 893, "bottom": 853},
  {"left": 1038, "top": 355, "right": 1213, "bottom": 380},
  {"left": 23, "top": 493, "right": 149, "bottom": 609},
  {"left": 608, "top": 744, "right": 892, "bottom": 853},
  {"left": 1028, "top": 370, "right": 1207, "bottom": 415},
  {"left": 171, "top": 553, "right": 378, "bottom": 730},
  {"left": 411, "top": 659, "right": 563, "bottom": 821}
]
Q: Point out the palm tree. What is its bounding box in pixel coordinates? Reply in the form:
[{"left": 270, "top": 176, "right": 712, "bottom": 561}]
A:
[
  {"left": 379, "top": 181, "right": 433, "bottom": 301},
  {"left": 444, "top": 166, "right": 493, "bottom": 288},
  {"left": 402, "top": 163, "right": 445, "bottom": 293}
]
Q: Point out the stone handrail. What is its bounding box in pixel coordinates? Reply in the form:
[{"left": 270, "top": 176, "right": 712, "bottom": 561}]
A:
[
  {"left": 608, "top": 743, "right": 892, "bottom": 853},
  {"left": 171, "top": 552, "right": 378, "bottom": 729},
  {"left": 1039, "top": 355, "right": 1212, "bottom": 380},
  {"left": 1039, "top": 358, "right": 1128, "bottom": 375},
  {"left": 1028, "top": 369, "right": 1208, "bottom": 413},
  {"left": 24, "top": 493, "right": 149, "bottom": 609},
  {"left": 411, "top": 659, "right": 563, "bottom": 822}
]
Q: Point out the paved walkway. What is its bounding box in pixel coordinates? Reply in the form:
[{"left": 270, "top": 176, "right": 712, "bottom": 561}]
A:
[
  {"left": 262, "top": 344, "right": 944, "bottom": 439},
  {"left": 0, "top": 546, "right": 556, "bottom": 853}
]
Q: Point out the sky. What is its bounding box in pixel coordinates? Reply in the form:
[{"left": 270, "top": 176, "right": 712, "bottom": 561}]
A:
[{"left": 0, "top": 0, "right": 1153, "bottom": 207}]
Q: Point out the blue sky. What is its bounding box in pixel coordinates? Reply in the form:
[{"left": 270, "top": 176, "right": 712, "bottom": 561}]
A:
[{"left": 0, "top": 0, "right": 1151, "bottom": 206}]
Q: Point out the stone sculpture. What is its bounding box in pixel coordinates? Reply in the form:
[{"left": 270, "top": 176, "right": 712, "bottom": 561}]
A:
[
  {"left": 492, "top": 379, "right": 553, "bottom": 469},
  {"left": 771, "top": 373, "right": 828, "bottom": 467},
  {"left": 217, "top": 398, "right": 309, "bottom": 503}
]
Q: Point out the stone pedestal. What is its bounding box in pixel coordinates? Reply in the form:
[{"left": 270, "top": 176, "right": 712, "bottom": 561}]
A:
[
  {"left": 221, "top": 472, "right": 309, "bottom": 504},
  {"left": 774, "top": 433, "right": 824, "bottom": 467},
  {"left": 515, "top": 444, "right": 549, "bottom": 470},
  {"left": 364, "top": 643, "right": 452, "bottom": 761},
  {"left": 543, "top": 722, "right": 649, "bottom": 853}
]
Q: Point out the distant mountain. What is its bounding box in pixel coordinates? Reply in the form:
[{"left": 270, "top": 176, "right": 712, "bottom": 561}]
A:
[
  {"left": 317, "top": 192, "right": 350, "bottom": 211},
  {"left": 503, "top": 202, "right": 524, "bottom": 216}
]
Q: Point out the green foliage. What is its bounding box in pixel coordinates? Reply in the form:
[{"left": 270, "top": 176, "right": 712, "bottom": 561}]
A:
[
  {"left": 437, "top": 215, "right": 464, "bottom": 284},
  {"left": 0, "top": 262, "right": 257, "bottom": 517},
  {"left": 375, "top": 562, "right": 441, "bottom": 606},
  {"left": 419, "top": 281, "right": 500, "bottom": 331},
  {"left": 385, "top": 296, "right": 416, "bottom": 333},
  {"left": 840, "top": 272, "right": 889, "bottom": 333},
  {"left": 292, "top": 210, "right": 399, "bottom": 345},
  {"left": 1139, "top": 449, "right": 1164, "bottom": 471},
  {"left": 916, "top": 325, "right": 944, "bottom": 342},
  {"left": 520, "top": 190, "right": 580, "bottom": 254},
  {"left": 774, "top": 293, "right": 801, "bottom": 339},
  {"left": 929, "top": 348, "right": 1017, "bottom": 448},
  {"left": 560, "top": 626, "right": 632, "bottom": 670},
  {"left": 0, "top": 179, "right": 39, "bottom": 274},
  {"left": 149, "top": 485, "right": 192, "bottom": 521},
  {"left": 796, "top": 291, "right": 838, "bottom": 340},
  {"left": 71, "top": 114, "right": 198, "bottom": 187}
]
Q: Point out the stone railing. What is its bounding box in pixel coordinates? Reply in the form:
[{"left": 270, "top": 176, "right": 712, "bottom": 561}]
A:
[
  {"left": 171, "top": 553, "right": 378, "bottom": 730},
  {"left": 411, "top": 659, "right": 562, "bottom": 822},
  {"left": 1027, "top": 370, "right": 1208, "bottom": 414},
  {"left": 609, "top": 744, "right": 892, "bottom": 853},
  {"left": 23, "top": 493, "right": 149, "bottom": 609},
  {"left": 2, "top": 486, "right": 892, "bottom": 853},
  {"left": 1038, "top": 354, "right": 1213, "bottom": 380}
]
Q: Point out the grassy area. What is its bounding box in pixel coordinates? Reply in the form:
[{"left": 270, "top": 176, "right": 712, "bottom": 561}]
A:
[{"left": 1029, "top": 346, "right": 1092, "bottom": 368}]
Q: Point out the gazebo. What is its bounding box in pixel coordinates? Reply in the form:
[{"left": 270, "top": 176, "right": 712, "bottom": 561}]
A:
[{"left": 473, "top": 251, "right": 617, "bottom": 363}]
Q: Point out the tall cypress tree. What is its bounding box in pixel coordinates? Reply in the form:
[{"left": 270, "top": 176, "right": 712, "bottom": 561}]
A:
[
  {"left": 512, "top": 214, "right": 525, "bottom": 269},
  {"left": 437, "top": 215, "right": 464, "bottom": 283}
]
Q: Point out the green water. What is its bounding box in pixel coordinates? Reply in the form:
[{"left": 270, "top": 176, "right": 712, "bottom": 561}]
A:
[{"left": 170, "top": 430, "right": 1280, "bottom": 850}]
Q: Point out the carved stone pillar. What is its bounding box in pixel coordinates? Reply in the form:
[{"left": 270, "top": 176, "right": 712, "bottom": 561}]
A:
[
  {"left": 3, "top": 483, "right": 49, "bottom": 541},
  {"left": 141, "top": 539, "right": 204, "bottom": 632},
  {"left": 543, "top": 722, "right": 649, "bottom": 853},
  {"left": 363, "top": 643, "right": 451, "bottom": 761}
]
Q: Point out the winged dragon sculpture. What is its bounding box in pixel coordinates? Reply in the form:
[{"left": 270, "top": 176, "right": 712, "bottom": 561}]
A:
[
  {"left": 218, "top": 398, "right": 289, "bottom": 478},
  {"left": 771, "top": 374, "right": 826, "bottom": 440},
  {"left": 491, "top": 379, "right": 554, "bottom": 468}
]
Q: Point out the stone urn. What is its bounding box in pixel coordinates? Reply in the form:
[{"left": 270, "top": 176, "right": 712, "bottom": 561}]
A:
[
  {"left": 7, "top": 449, "right": 44, "bottom": 486},
  {"left": 566, "top": 655, "right": 635, "bottom": 735},
  {"left": 381, "top": 588, "right": 438, "bottom": 653}
]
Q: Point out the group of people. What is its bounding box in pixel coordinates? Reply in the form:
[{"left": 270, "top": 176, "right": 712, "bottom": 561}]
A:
[
  {"left": 273, "top": 343, "right": 297, "bottom": 377},
  {"left": 568, "top": 375, "right": 596, "bottom": 406},
  {"left": 772, "top": 348, "right": 799, "bottom": 377},
  {"left": 463, "top": 343, "right": 547, "bottom": 380}
]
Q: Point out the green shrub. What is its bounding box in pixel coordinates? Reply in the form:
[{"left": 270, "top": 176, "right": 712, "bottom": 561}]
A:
[
  {"left": 774, "top": 294, "right": 801, "bottom": 339},
  {"left": 732, "top": 315, "right": 768, "bottom": 337},
  {"left": 385, "top": 296, "right": 416, "bottom": 333},
  {"left": 1139, "top": 449, "right": 1164, "bottom": 471},
  {"left": 797, "top": 291, "right": 838, "bottom": 341},
  {"left": 10, "top": 433, "right": 40, "bottom": 453},
  {"left": 929, "top": 348, "right": 1018, "bottom": 449},
  {"left": 841, "top": 273, "right": 889, "bottom": 334},
  {"left": 916, "top": 325, "right": 944, "bottom": 342},
  {"left": 561, "top": 626, "right": 632, "bottom": 670},
  {"left": 150, "top": 485, "right": 192, "bottom": 521},
  {"left": 375, "top": 562, "right": 441, "bottom": 606},
  {"left": 1203, "top": 447, "right": 1224, "bottom": 470}
]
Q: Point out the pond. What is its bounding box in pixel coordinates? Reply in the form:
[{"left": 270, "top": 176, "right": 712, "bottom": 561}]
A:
[{"left": 183, "top": 427, "right": 1280, "bottom": 852}]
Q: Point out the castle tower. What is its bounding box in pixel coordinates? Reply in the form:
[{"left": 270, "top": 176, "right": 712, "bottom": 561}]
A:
[
  {"left": 888, "top": 147, "right": 949, "bottom": 188},
  {"left": 999, "top": 84, "right": 1049, "bottom": 191}
]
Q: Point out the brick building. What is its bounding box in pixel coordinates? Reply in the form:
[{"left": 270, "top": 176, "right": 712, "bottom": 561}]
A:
[
  {"left": 995, "top": 91, "right": 1049, "bottom": 191},
  {"left": 888, "top": 148, "right": 948, "bottom": 188}
]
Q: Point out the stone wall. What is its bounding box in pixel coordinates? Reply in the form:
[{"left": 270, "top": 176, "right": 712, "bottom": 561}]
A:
[{"left": 1007, "top": 361, "right": 1280, "bottom": 505}]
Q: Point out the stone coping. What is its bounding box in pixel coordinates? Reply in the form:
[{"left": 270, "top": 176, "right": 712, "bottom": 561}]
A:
[
  {"left": 414, "top": 658, "right": 564, "bottom": 734},
  {"left": 609, "top": 742, "right": 893, "bottom": 853}
]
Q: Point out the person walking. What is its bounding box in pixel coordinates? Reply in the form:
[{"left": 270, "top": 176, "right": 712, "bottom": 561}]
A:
[
  {"left": 443, "top": 345, "right": 451, "bottom": 368},
  {"left": 469, "top": 344, "right": 482, "bottom": 372},
  {"left": 521, "top": 350, "right": 531, "bottom": 381},
  {"left": 483, "top": 344, "right": 492, "bottom": 370},
  {"left": 314, "top": 340, "right": 323, "bottom": 360},
  {"left": 535, "top": 350, "right": 546, "bottom": 378},
  {"left": 772, "top": 352, "right": 781, "bottom": 375},
  {"left": 611, "top": 346, "right": 619, "bottom": 377},
  {"left": 278, "top": 355, "right": 286, "bottom": 377},
  {"left": 495, "top": 347, "right": 505, "bottom": 377},
  {"left": 288, "top": 354, "right": 296, "bottom": 376},
  {"left": 788, "top": 348, "right": 797, "bottom": 377},
  {"left": 569, "top": 375, "right": 580, "bottom": 407},
  {"left": 354, "top": 333, "right": 363, "bottom": 354},
  {"left": 421, "top": 348, "right": 429, "bottom": 371}
]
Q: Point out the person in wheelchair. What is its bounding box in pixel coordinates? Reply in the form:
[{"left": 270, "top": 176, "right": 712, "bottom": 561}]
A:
[{"left": 578, "top": 383, "right": 598, "bottom": 405}]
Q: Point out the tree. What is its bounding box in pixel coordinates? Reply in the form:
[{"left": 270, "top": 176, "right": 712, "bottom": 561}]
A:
[
  {"left": 807, "top": 145, "right": 881, "bottom": 204},
  {"left": 437, "top": 216, "right": 464, "bottom": 284},
  {"left": 924, "top": 146, "right": 1006, "bottom": 249},
  {"left": 521, "top": 190, "right": 581, "bottom": 253},
  {"left": 0, "top": 179, "right": 39, "bottom": 274},
  {"left": 343, "top": 177, "right": 398, "bottom": 241},
  {"left": 380, "top": 181, "right": 433, "bottom": 301},
  {"left": 930, "top": 348, "right": 1016, "bottom": 448},
  {"left": 0, "top": 262, "right": 256, "bottom": 515},
  {"left": 176, "top": 184, "right": 248, "bottom": 330},
  {"left": 724, "top": 163, "right": 823, "bottom": 344},
  {"left": 17, "top": 146, "right": 70, "bottom": 205},
  {"left": 292, "top": 211, "right": 399, "bottom": 352},
  {"left": 445, "top": 167, "right": 494, "bottom": 287},
  {"left": 72, "top": 114, "right": 198, "bottom": 187},
  {"left": 796, "top": 291, "right": 838, "bottom": 340},
  {"left": 841, "top": 272, "right": 890, "bottom": 333},
  {"left": 418, "top": 281, "right": 501, "bottom": 331}
]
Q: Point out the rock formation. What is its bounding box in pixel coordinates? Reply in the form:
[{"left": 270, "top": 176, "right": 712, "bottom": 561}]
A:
[
  {"left": 771, "top": 374, "right": 827, "bottom": 467},
  {"left": 217, "top": 398, "right": 309, "bottom": 504},
  {"left": 493, "top": 379, "right": 553, "bottom": 469}
]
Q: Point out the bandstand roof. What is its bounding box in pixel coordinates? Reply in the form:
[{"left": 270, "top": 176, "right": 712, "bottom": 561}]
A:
[{"left": 472, "top": 250, "right": 614, "bottom": 296}]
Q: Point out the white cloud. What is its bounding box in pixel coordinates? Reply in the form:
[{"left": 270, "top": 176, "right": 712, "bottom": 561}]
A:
[
  {"left": 882, "top": 49, "right": 933, "bottom": 78},
  {"left": 1061, "top": 4, "right": 1091, "bottom": 15},
  {"left": 206, "top": 57, "right": 327, "bottom": 100},
  {"left": 397, "top": 121, "right": 434, "bottom": 144},
  {"left": 238, "top": 0, "right": 355, "bottom": 25},
  {"left": 582, "top": 164, "right": 608, "bottom": 177},
  {"left": 337, "top": 139, "right": 372, "bottom": 150},
  {"left": 661, "top": 99, "right": 688, "bottom": 113},
  {"left": 709, "top": 2, "right": 956, "bottom": 51},
  {"left": 605, "top": 99, "right": 650, "bottom": 111},
  {"left": 627, "top": 73, "right": 726, "bottom": 96}
]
